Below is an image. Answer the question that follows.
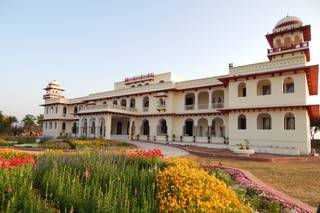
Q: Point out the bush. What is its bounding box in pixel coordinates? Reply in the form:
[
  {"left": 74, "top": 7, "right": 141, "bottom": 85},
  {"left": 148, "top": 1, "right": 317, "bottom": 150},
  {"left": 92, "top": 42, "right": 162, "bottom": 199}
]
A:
[
  {"left": 39, "top": 140, "right": 74, "bottom": 150},
  {"left": 3, "top": 136, "right": 37, "bottom": 144},
  {"left": 70, "top": 139, "right": 132, "bottom": 149}
]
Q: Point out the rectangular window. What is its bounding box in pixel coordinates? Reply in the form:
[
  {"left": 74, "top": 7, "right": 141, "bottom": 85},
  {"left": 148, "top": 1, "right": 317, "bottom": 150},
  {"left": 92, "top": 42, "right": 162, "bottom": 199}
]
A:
[
  {"left": 285, "top": 83, "right": 294, "bottom": 93},
  {"left": 262, "top": 118, "right": 271, "bottom": 129},
  {"left": 55, "top": 106, "right": 58, "bottom": 113},
  {"left": 262, "top": 86, "right": 271, "bottom": 95}
]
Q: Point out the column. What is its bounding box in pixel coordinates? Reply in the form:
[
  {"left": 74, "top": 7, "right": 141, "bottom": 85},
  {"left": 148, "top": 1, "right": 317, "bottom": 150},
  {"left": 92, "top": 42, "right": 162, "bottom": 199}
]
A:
[
  {"left": 208, "top": 89, "right": 212, "bottom": 109},
  {"left": 104, "top": 114, "right": 112, "bottom": 140},
  {"left": 194, "top": 91, "right": 198, "bottom": 110}
]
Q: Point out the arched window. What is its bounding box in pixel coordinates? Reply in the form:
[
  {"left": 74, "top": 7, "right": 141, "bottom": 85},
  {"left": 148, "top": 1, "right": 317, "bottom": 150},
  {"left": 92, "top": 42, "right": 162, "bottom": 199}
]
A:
[
  {"left": 137, "top": 84, "right": 142, "bottom": 87},
  {"left": 50, "top": 107, "right": 53, "bottom": 114},
  {"left": 54, "top": 122, "right": 57, "bottom": 129},
  {"left": 62, "top": 122, "right": 66, "bottom": 131},
  {"left": 275, "top": 38, "right": 282, "bottom": 48},
  {"left": 130, "top": 98, "right": 136, "bottom": 108},
  {"left": 55, "top": 106, "right": 58, "bottom": 113},
  {"left": 257, "top": 79, "right": 271, "bottom": 96},
  {"left": 238, "top": 114, "right": 247, "bottom": 130},
  {"left": 159, "top": 80, "right": 165, "bottom": 83},
  {"left": 102, "top": 101, "right": 107, "bottom": 105},
  {"left": 185, "top": 93, "right": 195, "bottom": 110},
  {"left": 49, "top": 122, "right": 53, "bottom": 129},
  {"left": 90, "top": 119, "right": 96, "bottom": 135},
  {"left": 131, "top": 85, "right": 135, "bottom": 88},
  {"left": 143, "top": 96, "right": 149, "bottom": 111},
  {"left": 63, "top": 106, "right": 67, "bottom": 116},
  {"left": 283, "top": 77, "right": 294, "bottom": 93},
  {"left": 142, "top": 120, "right": 150, "bottom": 135},
  {"left": 212, "top": 90, "right": 224, "bottom": 108},
  {"left": 121, "top": 99, "right": 127, "bottom": 107},
  {"left": 284, "top": 37, "right": 292, "bottom": 48},
  {"left": 72, "top": 122, "right": 77, "bottom": 134},
  {"left": 294, "top": 35, "right": 302, "bottom": 45},
  {"left": 284, "top": 113, "right": 295, "bottom": 130},
  {"left": 184, "top": 119, "right": 194, "bottom": 136},
  {"left": 257, "top": 113, "right": 272, "bottom": 130},
  {"left": 113, "top": 100, "right": 118, "bottom": 105},
  {"left": 238, "top": 82, "right": 246, "bottom": 97},
  {"left": 145, "top": 83, "right": 149, "bottom": 86},
  {"left": 74, "top": 106, "right": 78, "bottom": 114},
  {"left": 158, "top": 119, "right": 167, "bottom": 135}
]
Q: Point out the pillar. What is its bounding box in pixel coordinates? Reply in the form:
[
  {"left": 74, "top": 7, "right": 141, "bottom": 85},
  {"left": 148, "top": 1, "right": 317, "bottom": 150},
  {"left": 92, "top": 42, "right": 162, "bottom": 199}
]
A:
[{"left": 104, "top": 114, "right": 112, "bottom": 140}]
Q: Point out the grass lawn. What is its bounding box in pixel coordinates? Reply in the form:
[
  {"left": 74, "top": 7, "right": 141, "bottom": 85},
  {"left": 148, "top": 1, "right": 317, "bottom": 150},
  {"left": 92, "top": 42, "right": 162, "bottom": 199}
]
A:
[{"left": 187, "top": 155, "right": 320, "bottom": 207}]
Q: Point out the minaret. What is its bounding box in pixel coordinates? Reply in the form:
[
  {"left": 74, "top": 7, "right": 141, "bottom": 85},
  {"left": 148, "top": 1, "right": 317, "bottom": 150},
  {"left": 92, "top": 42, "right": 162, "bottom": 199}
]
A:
[
  {"left": 266, "top": 16, "right": 311, "bottom": 62},
  {"left": 43, "top": 80, "right": 65, "bottom": 99}
]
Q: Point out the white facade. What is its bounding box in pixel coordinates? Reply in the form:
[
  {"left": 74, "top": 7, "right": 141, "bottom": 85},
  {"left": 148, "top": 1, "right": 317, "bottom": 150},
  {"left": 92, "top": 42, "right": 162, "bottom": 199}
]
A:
[{"left": 41, "top": 16, "right": 319, "bottom": 155}]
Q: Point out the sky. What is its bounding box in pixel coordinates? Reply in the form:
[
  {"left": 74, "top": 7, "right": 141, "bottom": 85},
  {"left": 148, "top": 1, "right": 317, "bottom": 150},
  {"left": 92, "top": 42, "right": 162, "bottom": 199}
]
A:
[{"left": 0, "top": 0, "right": 319, "bottom": 120}]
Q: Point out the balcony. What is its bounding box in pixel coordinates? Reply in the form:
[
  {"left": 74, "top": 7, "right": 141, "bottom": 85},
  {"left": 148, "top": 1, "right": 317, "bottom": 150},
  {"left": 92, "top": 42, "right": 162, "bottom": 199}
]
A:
[
  {"left": 267, "top": 41, "right": 309, "bottom": 55},
  {"left": 198, "top": 104, "right": 209, "bottom": 110},
  {"left": 185, "top": 105, "right": 195, "bottom": 110},
  {"left": 79, "top": 104, "right": 138, "bottom": 114},
  {"left": 212, "top": 103, "right": 224, "bottom": 109}
]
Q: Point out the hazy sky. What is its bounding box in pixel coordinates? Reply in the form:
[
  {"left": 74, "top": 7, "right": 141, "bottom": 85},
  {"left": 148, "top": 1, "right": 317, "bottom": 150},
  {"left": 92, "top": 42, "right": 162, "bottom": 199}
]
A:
[{"left": 0, "top": 0, "right": 319, "bottom": 120}]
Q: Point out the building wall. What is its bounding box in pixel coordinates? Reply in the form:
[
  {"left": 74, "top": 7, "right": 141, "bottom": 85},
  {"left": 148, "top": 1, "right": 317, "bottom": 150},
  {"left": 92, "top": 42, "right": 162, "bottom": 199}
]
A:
[{"left": 228, "top": 109, "right": 311, "bottom": 155}]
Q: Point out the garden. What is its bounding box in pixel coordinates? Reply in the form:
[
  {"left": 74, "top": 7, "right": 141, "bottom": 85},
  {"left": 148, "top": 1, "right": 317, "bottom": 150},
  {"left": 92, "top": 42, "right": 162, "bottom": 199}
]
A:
[{"left": 0, "top": 144, "right": 309, "bottom": 213}]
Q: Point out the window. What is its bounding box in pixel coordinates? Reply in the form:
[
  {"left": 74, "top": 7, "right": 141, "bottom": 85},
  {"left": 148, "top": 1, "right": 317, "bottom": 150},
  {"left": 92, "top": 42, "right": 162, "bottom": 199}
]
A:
[
  {"left": 74, "top": 106, "right": 78, "bottom": 114},
  {"left": 54, "top": 122, "right": 57, "bottom": 129},
  {"left": 275, "top": 38, "right": 282, "bottom": 48},
  {"left": 137, "top": 84, "right": 142, "bottom": 87},
  {"left": 142, "top": 120, "right": 150, "bottom": 135},
  {"left": 143, "top": 96, "right": 149, "bottom": 111},
  {"left": 158, "top": 119, "right": 167, "bottom": 135},
  {"left": 238, "top": 82, "right": 246, "bottom": 97},
  {"left": 50, "top": 107, "right": 54, "bottom": 114},
  {"left": 113, "top": 100, "right": 118, "bottom": 105},
  {"left": 158, "top": 98, "right": 165, "bottom": 106},
  {"left": 55, "top": 106, "right": 58, "bottom": 113},
  {"left": 184, "top": 119, "right": 194, "bottom": 136},
  {"left": 72, "top": 122, "right": 77, "bottom": 134},
  {"left": 130, "top": 98, "right": 136, "bottom": 108},
  {"left": 102, "top": 101, "right": 107, "bottom": 105},
  {"left": 145, "top": 83, "right": 149, "bottom": 86},
  {"left": 294, "top": 35, "right": 302, "bottom": 45},
  {"left": 121, "top": 99, "right": 127, "bottom": 107},
  {"left": 283, "top": 77, "right": 294, "bottom": 94},
  {"left": 45, "top": 107, "right": 48, "bottom": 114},
  {"left": 159, "top": 80, "right": 165, "bottom": 83},
  {"left": 284, "top": 37, "right": 292, "bottom": 48},
  {"left": 257, "top": 79, "right": 271, "bottom": 96},
  {"left": 49, "top": 122, "right": 52, "bottom": 129},
  {"left": 62, "top": 122, "right": 66, "bottom": 131},
  {"left": 63, "top": 106, "right": 67, "bottom": 116},
  {"left": 238, "top": 114, "right": 246, "bottom": 130},
  {"left": 45, "top": 122, "right": 47, "bottom": 129},
  {"left": 185, "top": 93, "right": 195, "bottom": 110},
  {"left": 284, "top": 113, "right": 295, "bottom": 130},
  {"left": 131, "top": 85, "right": 135, "bottom": 88},
  {"left": 257, "top": 113, "right": 271, "bottom": 130}
]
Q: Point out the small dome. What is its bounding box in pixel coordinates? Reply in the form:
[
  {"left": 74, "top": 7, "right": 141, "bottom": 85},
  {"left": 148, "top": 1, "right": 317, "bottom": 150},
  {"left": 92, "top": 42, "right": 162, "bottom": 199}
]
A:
[
  {"left": 45, "top": 80, "right": 64, "bottom": 90},
  {"left": 273, "top": 16, "right": 303, "bottom": 33}
]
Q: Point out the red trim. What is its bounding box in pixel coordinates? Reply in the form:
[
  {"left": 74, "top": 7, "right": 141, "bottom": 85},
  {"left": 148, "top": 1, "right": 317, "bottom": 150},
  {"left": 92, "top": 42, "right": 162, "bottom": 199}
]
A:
[
  {"left": 265, "top": 25, "right": 311, "bottom": 48},
  {"left": 307, "top": 105, "right": 320, "bottom": 120},
  {"left": 306, "top": 65, "right": 319, "bottom": 95}
]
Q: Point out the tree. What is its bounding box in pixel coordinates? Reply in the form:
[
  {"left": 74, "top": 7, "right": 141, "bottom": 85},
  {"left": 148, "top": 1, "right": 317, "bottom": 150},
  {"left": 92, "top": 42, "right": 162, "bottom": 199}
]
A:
[
  {"left": 0, "top": 111, "right": 18, "bottom": 134},
  {"left": 37, "top": 114, "right": 44, "bottom": 129},
  {"left": 22, "top": 114, "right": 37, "bottom": 132}
]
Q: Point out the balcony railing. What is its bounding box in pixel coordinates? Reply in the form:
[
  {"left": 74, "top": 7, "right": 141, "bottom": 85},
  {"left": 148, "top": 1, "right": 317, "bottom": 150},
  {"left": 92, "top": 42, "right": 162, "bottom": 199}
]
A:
[
  {"left": 80, "top": 104, "right": 137, "bottom": 113},
  {"left": 185, "top": 105, "right": 195, "bottom": 110},
  {"left": 267, "top": 41, "right": 309, "bottom": 54},
  {"left": 198, "top": 104, "right": 209, "bottom": 110},
  {"left": 124, "top": 73, "right": 155, "bottom": 84},
  {"left": 212, "top": 103, "right": 224, "bottom": 109}
]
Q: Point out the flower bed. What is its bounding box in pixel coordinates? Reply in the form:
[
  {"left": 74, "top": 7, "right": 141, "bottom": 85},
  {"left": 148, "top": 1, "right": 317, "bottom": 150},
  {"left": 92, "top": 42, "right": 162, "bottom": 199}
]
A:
[
  {"left": 70, "top": 139, "right": 133, "bottom": 149},
  {"left": 0, "top": 155, "right": 35, "bottom": 170},
  {"left": 126, "top": 148, "right": 164, "bottom": 158},
  {"left": 156, "top": 158, "right": 251, "bottom": 212}
]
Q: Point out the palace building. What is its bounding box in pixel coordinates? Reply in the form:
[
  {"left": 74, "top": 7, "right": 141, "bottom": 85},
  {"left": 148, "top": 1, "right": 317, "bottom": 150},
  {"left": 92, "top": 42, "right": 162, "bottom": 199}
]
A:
[{"left": 41, "top": 16, "right": 319, "bottom": 155}]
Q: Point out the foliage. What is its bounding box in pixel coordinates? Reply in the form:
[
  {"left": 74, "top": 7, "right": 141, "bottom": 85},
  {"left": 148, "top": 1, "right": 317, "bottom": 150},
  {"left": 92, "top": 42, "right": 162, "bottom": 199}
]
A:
[
  {"left": 0, "top": 111, "right": 17, "bottom": 134},
  {"left": 70, "top": 139, "right": 134, "bottom": 149},
  {"left": 2, "top": 136, "right": 37, "bottom": 144},
  {"left": 0, "top": 155, "right": 35, "bottom": 170},
  {"left": 22, "top": 114, "right": 37, "bottom": 131},
  {"left": 39, "top": 140, "right": 74, "bottom": 150},
  {"left": 156, "top": 158, "right": 252, "bottom": 212},
  {"left": 0, "top": 164, "right": 55, "bottom": 212},
  {"left": 0, "top": 149, "right": 29, "bottom": 159}
]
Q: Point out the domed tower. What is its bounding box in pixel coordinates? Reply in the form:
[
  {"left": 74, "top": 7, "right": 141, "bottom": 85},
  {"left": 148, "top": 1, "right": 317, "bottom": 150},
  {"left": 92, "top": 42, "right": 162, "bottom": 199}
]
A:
[
  {"left": 266, "top": 16, "right": 311, "bottom": 61},
  {"left": 43, "top": 80, "right": 65, "bottom": 99}
]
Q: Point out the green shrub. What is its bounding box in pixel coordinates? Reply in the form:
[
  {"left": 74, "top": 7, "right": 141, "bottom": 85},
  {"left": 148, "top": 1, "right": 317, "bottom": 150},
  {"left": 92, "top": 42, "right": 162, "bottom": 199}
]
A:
[{"left": 39, "top": 140, "right": 73, "bottom": 150}]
